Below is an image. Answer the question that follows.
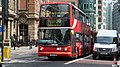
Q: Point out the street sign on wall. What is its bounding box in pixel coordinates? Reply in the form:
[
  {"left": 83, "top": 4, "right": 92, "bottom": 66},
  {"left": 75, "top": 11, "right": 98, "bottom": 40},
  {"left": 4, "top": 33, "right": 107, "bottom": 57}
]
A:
[
  {"left": 0, "top": 25, "right": 2, "bottom": 32},
  {"left": 0, "top": 25, "right": 2, "bottom": 41}
]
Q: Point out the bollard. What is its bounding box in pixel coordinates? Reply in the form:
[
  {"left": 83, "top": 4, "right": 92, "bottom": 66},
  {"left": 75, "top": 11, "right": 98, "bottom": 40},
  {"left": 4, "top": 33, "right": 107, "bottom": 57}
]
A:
[
  {"left": 4, "top": 40, "right": 11, "bottom": 61},
  {"left": 112, "top": 57, "right": 118, "bottom": 67}
]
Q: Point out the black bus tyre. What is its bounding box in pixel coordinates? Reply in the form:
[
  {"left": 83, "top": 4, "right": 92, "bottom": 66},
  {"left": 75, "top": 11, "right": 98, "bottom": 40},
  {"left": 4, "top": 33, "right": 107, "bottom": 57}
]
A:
[
  {"left": 48, "top": 56, "right": 54, "bottom": 59},
  {"left": 75, "top": 50, "right": 79, "bottom": 59},
  {"left": 92, "top": 55, "right": 97, "bottom": 60}
]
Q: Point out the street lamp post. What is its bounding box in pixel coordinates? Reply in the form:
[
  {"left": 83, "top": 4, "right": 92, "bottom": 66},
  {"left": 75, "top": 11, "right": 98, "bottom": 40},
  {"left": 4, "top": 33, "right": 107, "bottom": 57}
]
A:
[{"left": 2, "top": 0, "right": 8, "bottom": 61}]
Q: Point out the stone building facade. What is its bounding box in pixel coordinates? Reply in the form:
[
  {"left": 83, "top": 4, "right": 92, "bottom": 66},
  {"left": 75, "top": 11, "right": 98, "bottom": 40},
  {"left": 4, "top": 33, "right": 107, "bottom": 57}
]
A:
[
  {"left": 1, "top": 0, "right": 79, "bottom": 46},
  {"left": 17, "top": 0, "right": 49, "bottom": 46},
  {"left": 0, "top": 0, "right": 17, "bottom": 45},
  {"left": 0, "top": 0, "right": 49, "bottom": 46},
  {"left": 112, "top": 2, "right": 120, "bottom": 33}
]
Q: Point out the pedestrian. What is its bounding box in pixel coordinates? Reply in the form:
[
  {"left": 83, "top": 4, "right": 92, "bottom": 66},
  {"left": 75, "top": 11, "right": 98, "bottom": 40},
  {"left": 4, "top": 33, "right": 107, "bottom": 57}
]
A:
[
  {"left": 19, "top": 36, "right": 23, "bottom": 46},
  {"left": 10, "top": 36, "right": 14, "bottom": 47},
  {"left": 16, "top": 40, "right": 20, "bottom": 48},
  {"left": 10, "top": 35, "right": 16, "bottom": 50},
  {"left": 29, "top": 40, "right": 33, "bottom": 49},
  {"left": 13, "top": 38, "right": 16, "bottom": 50},
  {"left": 13, "top": 34, "right": 17, "bottom": 50},
  {"left": 35, "top": 39, "right": 38, "bottom": 47}
]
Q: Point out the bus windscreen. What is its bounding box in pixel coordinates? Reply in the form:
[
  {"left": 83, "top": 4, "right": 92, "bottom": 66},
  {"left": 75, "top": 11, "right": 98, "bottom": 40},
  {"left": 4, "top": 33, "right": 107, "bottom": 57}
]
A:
[{"left": 38, "top": 29, "right": 71, "bottom": 46}]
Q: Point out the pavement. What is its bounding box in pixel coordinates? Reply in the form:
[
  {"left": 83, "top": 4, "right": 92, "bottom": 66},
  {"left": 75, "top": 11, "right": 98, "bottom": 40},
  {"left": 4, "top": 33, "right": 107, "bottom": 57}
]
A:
[
  {"left": 1, "top": 46, "right": 38, "bottom": 64},
  {"left": 11, "top": 46, "right": 38, "bottom": 55}
]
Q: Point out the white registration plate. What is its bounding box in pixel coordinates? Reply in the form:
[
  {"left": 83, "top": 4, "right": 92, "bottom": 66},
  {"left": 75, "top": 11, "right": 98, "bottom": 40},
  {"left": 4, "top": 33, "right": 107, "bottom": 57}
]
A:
[{"left": 50, "top": 54, "right": 57, "bottom": 56}]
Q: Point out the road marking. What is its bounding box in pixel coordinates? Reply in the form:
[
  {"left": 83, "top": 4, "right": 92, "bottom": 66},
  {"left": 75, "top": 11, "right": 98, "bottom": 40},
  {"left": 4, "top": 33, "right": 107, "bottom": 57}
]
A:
[
  {"left": 76, "top": 59, "right": 113, "bottom": 65},
  {"left": 64, "top": 54, "right": 92, "bottom": 65}
]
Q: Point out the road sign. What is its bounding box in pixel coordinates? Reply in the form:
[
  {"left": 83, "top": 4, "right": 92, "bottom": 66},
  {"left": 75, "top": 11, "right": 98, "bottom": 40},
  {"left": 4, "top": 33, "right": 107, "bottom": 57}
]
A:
[{"left": 0, "top": 26, "right": 2, "bottom": 32}]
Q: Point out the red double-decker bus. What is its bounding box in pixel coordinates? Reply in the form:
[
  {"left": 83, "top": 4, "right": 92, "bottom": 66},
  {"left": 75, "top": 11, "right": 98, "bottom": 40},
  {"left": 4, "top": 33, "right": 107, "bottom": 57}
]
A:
[{"left": 38, "top": 2, "right": 92, "bottom": 59}]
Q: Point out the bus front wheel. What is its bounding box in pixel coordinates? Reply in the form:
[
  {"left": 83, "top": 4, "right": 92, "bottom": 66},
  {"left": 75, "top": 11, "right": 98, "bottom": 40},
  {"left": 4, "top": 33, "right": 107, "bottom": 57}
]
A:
[
  {"left": 48, "top": 56, "right": 54, "bottom": 59},
  {"left": 92, "top": 55, "right": 97, "bottom": 60}
]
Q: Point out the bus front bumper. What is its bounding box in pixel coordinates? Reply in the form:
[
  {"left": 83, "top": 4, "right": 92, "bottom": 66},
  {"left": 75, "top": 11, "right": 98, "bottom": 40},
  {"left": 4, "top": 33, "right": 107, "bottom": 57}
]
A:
[{"left": 38, "top": 52, "right": 72, "bottom": 57}]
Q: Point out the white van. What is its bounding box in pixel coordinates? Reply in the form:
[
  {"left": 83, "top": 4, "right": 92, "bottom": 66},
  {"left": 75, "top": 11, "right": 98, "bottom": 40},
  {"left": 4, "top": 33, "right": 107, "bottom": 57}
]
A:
[{"left": 93, "top": 30, "right": 119, "bottom": 59}]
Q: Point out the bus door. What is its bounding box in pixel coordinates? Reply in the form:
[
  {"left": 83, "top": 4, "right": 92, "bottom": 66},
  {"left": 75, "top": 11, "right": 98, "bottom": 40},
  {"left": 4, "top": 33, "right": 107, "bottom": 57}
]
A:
[
  {"left": 83, "top": 34, "right": 86, "bottom": 54},
  {"left": 71, "top": 30, "right": 76, "bottom": 56}
]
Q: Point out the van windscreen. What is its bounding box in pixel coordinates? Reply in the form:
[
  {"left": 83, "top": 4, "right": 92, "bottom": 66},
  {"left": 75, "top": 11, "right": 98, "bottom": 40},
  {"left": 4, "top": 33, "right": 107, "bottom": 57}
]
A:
[{"left": 96, "top": 37, "right": 118, "bottom": 44}]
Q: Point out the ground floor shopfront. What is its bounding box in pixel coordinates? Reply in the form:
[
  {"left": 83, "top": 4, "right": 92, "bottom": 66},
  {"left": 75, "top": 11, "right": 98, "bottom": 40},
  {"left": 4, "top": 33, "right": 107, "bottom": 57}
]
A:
[{"left": 0, "top": 10, "right": 39, "bottom": 46}]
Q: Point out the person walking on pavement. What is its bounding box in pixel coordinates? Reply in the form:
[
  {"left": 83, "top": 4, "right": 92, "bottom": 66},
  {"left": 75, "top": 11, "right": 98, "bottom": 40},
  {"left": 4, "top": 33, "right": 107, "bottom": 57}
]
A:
[
  {"left": 13, "top": 38, "right": 16, "bottom": 50},
  {"left": 13, "top": 34, "right": 17, "bottom": 50},
  {"left": 29, "top": 40, "right": 33, "bottom": 49},
  {"left": 10, "top": 35, "right": 16, "bottom": 50},
  {"left": 10, "top": 36, "right": 14, "bottom": 47}
]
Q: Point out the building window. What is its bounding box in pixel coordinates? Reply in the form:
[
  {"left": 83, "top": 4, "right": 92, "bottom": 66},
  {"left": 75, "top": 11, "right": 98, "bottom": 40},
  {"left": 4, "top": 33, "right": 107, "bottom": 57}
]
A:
[
  {"left": 103, "top": 19, "right": 106, "bottom": 23},
  {"left": 98, "top": 24, "right": 101, "bottom": 29},
  {"left": 103, "top": 25, "right": 106, "bottom": 29},
  {"left": 98, "top": 6, "right": 101, "bottom": 9},
  {"left": 98, "top": 0, "right": 101, "bottom": 4},
  {"left": 103, "top": 12, "right": 106, "bottom": 17},
  {"left": 104, "top": 2, "right": 106, "bottom": 6},
  {"left": 98, "top": 18, "right": 101, "bottom": 22},
  {"left": 89, "top": 3, "right": 93, "bottom": 9},
  {"left": 84, "top": 3, "right": 89, "bottom": 9},
  {"left": 98, "top": 11, "right": 101, "bottom": 15},
  {"left": 103, "top": 7, "right": 106, "bottom": 11}
]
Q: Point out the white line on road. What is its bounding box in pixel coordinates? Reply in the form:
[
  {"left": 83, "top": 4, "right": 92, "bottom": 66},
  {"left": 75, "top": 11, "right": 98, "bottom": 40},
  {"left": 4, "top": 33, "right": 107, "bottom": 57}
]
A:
[{"left": 64, "top": 54, "right": 92, "bottom": 65}]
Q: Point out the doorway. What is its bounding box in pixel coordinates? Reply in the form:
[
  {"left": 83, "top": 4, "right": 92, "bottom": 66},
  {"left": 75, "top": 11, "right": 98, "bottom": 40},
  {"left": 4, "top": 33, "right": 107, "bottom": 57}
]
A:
[{"left": 19, "top": 24, "right": 28, "bottom": 46}]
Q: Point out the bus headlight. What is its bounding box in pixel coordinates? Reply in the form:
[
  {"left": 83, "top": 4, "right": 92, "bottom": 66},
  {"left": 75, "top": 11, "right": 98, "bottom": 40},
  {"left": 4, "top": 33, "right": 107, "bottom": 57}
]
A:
[
  {"left": 40, "top": 47, "right": 43, "bottom": 51},
  {"left": 64, "top": 48, "right": 67, "bottom": 51}
]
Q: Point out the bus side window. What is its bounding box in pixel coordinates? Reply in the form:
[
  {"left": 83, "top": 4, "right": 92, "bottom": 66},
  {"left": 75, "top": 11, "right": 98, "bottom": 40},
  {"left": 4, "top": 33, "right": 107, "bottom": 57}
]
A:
[
  {"left": 76, "top": 33, "right": 80, "bottom": 42},
  {"left": 79, "top": 34, "right": 82, "bottom": 42},
  {"left": 79, "top": 12, "right": 83, "bottom": 22}
]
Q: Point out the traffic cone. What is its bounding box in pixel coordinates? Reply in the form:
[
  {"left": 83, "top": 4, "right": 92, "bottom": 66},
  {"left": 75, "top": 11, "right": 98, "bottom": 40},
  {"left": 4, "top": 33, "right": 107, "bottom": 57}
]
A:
[{"left": 112, "top": 57, "right": 118, "bottom": 67}]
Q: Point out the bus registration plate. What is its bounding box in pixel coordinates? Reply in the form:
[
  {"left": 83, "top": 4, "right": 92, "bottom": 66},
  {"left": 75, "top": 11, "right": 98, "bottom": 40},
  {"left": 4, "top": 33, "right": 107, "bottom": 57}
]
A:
[
  {"left": 100, "top": 53, "right": 108, "bottom": 55},
  {"left": 50, "top": 54, "right": 57, "bottom": 56}
]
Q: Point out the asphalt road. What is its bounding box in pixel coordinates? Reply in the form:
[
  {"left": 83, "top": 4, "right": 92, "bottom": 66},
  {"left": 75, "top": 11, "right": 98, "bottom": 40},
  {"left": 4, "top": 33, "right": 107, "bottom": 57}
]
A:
[
  {"left": 1, "top": 47, "right": 119, "bottom": 67},
  {"left": 2, "top": 53, "right": 115, "bottom": 67}
]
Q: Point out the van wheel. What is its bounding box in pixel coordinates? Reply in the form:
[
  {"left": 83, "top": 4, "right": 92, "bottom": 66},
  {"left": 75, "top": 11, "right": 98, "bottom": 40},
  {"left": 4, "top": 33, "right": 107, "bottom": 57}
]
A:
[{"left": 115, "top": 54, "right": 119, "bottom": 60}]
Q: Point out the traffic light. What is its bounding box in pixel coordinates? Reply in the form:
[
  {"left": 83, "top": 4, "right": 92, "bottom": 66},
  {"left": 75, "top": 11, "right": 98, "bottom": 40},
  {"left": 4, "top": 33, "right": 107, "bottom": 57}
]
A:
[{"left": 2, "top": 0, "right": 8, "bottom": 20}]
